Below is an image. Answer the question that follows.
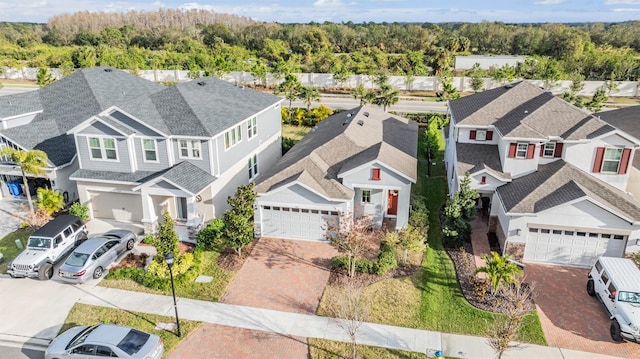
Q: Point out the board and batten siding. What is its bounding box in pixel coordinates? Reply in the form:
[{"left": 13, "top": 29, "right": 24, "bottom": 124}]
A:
[{"left": 76, "top": 135, "right": 132, "bottom": 172}]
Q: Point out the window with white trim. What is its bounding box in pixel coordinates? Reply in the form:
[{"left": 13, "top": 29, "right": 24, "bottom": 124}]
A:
[
  {"left": 179, "top": 139, "right": 201, "bottom": 159},
  {"left": 602, "top": 148, "right": 623, "bottom": 173},
  {"left": 224, "top": 125, "right": 242, "bottom": 149},
  {"left": 516, "top": 143, "right": 528, "bottom": 159},
  {"left": 247, "top": 117, "right": 257, "bottom": 139},
  {"left": 142, "top": 138, "right": 158, "bottom": 162},
  {"left": 543, "top": 142, "right": 555, "bottom": 157},
  {"left": 248, "top": 154, "right": 258, "bottom": 179},
  {"left": 362, "top": 190, "right": 371, "bottom": 203},
  {"left": 475, "top": 130, "right": 487, "bottom": 141},
  {"left": 88, "top": 137, "right": 118, "bottom": 160}
]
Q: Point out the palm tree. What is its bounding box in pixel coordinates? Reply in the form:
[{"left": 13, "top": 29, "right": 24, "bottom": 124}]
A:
[
  {"left": 0, "top": 148, "right": 49, "bottom": 215},
  {"left": 298, "top": 85, "right": 320, "bottom": 111},
  {"left": 351, "top": 83, "right": 369, "bottom": 106},
  {"left": 373, "top": 83, "right": 399, "bottom": 111},
  {"left": 276, "top": 73, "right": 302, "bottom": 109},
  {"left": 475, "top": 251, "right": 523, "bottom": 294}
]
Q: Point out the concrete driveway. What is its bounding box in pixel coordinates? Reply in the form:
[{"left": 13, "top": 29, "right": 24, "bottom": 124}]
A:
[
  {"left": 525, "top": 263, "right": 640, "bottom": 358},
  {"left": 0, "top": 199, "right": 28, "bottom": 239},
  {"left": 221, "top": 237, "right": 338, "bottom": 314}
]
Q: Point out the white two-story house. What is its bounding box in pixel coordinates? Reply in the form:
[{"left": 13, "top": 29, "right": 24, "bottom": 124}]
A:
[
  {"left": 1, "top": 67, "right": 283, "bottom": 234},
  {"left": 445, "top": 81, "right": 640, "bottom": 267}
]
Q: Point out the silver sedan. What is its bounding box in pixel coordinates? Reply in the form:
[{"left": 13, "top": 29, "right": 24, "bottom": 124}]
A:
[{"left": 58, "top": 229, "right": 136, "bottom": 283}]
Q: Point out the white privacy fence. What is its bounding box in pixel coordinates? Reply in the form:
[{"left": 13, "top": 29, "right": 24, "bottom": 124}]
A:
[{"left": 2, "top": 67, "right": 639, "bottom": 97}]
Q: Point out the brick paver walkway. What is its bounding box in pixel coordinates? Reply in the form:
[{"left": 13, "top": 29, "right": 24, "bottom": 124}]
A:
[
  {"left": 167, "top": 323, "right": 308, "bottom": 359},
  {"left": 221, "top": 237, "right": 338, "bottom": 314},
  {"left": 525, "top": 263, "right": 640, "bottom": 358},
  {"left": 470, "top": 213, "right": 491, "bottom": 280}
]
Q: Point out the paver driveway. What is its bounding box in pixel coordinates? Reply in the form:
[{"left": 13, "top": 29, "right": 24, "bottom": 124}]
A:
[
  {"left": 221, "top": 237, "right": 338, "bottom": 314},
  {"left": 525, "top": 263, "right": 640, "bottom": 358}
]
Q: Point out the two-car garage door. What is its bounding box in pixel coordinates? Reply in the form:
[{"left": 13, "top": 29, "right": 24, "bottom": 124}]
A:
[
  {"left": 260, "top": 206, "right": 338, "bottom": 241},
  {"left": 524, "top": 226, "right": 627, "bottom": 267},
  {"left": 89, "top": 191, "right": 143, "bottom": 222}
]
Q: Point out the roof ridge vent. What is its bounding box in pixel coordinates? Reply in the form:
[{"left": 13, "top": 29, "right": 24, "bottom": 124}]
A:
[
  {"left": 363, "top": 112, "right": 369, "bottom": 117},
  {"left": 504, "top": 83, "right": 513, "bottom": 89},
  {"left": 357, "top": 119, "right": 364, "bottom": 126},
  {"left": 346, "top": 113, "right": 352, "bottom": 117},
  {"left": 524, "top": 110, "right": 528, "bottom": 114}
]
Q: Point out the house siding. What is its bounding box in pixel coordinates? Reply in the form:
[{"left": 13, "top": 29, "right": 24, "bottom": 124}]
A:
[
  {"left": 50, "top": 159, "right": 80, "bottom": 203},
  {"left": 216, "top": 106, "right": 281, "bottom": 175},
  {"left": 171, "top": 138, "right": 212, "bottom": 173},
  {"left": 76, "top": 135, "right": 132, "bottom": 172},
  {"left": 134, "top": 137, "right": 169, "bottom": 172}
]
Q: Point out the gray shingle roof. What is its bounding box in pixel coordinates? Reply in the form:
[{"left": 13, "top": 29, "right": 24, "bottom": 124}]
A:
[
  {"left": 597, "top": 106, "right": 640, "bottom": 140},
  {"left": 117, "top": 78, "right": 282, "bottom": 137},
  {"left": 255, "top": 106, "right": 418, "bottom": 199},
  {"left": 0, "top": 67, "right": 165, "bottom": 166},
  {"left": 496, "top": 160, "right": 640, "bottom": 221},
  {"left": 70, "top": 161, "right": 214, "bottom": 195},
  {"left": 450, "top": 81, "right": 614, "bottom": 141},
  {"left": 456, "top": 143, "right": 509, "bottom": 179}
]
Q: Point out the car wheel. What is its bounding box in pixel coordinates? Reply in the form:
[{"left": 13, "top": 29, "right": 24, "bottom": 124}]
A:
[
  {"left": 126, "top": 239, "right": 135, "bottom": 251},
  {"left": 611, "top": 320, "right": 623, "bottom": 342},
  {"left": 38, "top": 263, "right": 53, "bottom": 281},
  {"left": 93, "top": 266, "right": 104, "bottom": 279},
  {"left": 587, "top": 279, "right": 596, "bottom": 296}
]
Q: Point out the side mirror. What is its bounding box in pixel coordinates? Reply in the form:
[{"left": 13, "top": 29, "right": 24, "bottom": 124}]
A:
[{"left": 609, "top": 294, "right": 616, "bottom": 301}]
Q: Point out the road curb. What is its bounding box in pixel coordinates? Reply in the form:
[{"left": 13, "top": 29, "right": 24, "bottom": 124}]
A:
[{"left": 0, "top": 333, "right": 50, "bottom": 350}]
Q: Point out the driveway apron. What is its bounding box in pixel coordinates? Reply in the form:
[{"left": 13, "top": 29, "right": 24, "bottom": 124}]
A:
[
  {"left": 525, "top": 263, "right": 640, "bottom": 358},
  {"left": 221, "top": 237, "right": 338, "bottom": 315}
]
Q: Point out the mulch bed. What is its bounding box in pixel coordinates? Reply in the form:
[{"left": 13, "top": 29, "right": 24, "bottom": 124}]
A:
[{"left": 215, "top": 239, "right": 258, "bottom": 271}]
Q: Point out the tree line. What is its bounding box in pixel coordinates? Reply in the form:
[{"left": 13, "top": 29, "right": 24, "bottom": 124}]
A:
[{"left": 1, "top": 10, "right": 640, "bottom": 81}]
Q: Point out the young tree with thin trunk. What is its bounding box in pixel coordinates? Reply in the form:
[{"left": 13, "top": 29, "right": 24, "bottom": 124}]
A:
[
  {"left": 329, "top": 277, "right": 370, "bottom": 359},
  {"left": 297, "top": 85, "right": 320, "bottom": 111},
  {"left": 0, "top": 147, "right": 48, "bottom": 216},
  {"left": 325, "top": 212, "right": 376, "bottom": 278},
  {"left": 487, "top": 281, "right": 535, "bottom": 358}
]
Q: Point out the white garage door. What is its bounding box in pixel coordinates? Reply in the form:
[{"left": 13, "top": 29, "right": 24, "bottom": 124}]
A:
[
  {"left": 524, "top": 227, "right": 627, "bottom": 267},
  {"left": 260, "top": 206, "right": 338, "bottom": 241},
  {"left": 89, "top": 191, "right": 143, "bottom": 222}
]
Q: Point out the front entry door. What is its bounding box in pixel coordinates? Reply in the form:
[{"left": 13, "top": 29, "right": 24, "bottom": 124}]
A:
[{"left": 387, "top": 190, "right": 398, "bottom": 215}]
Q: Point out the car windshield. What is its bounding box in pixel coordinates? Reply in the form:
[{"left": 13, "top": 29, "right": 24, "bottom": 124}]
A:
[
  {"left": 65, "top": 252, "right": 90, "bottom": 267},
  {"left": 618, "top": 291, "right": 640, "bottom": 304},
  {"left": 117, "top": 329, "right": 150, "bottom": 355},
  {"left": 27, "top": 237, "right": 51, "bottom": 249}
]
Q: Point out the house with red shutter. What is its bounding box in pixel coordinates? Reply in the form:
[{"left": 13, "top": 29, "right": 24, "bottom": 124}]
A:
[{"left": 444, "top": 81, "right": 640, "bottom": 267}]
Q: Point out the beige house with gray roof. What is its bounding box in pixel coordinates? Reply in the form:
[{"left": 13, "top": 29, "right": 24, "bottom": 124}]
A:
[
  {"left": 254, "top": 106, "right": 417, "bottom": 241},
  {"left": 445, "top": 81, "right": 640, "bottom": 267}
]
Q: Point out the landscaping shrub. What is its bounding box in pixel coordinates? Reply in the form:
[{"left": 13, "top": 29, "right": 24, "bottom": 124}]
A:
[
  {"left": 331, "top": 256, "right": 374, "bottom": 274},
  {"left": 36, "top": 188, "right": 64, "bottom": 216},
  {"left": 282, "top": 137, "right": 297, "bottom": 155},
  {"left": 196, "top": 218, "right": 225, "bottom": 251},
  {"left": 69, "top": 202, "right": 89, "bottom": 221},
  {"left": 374, "top": 246, "right": 398, "bottom": 275}
]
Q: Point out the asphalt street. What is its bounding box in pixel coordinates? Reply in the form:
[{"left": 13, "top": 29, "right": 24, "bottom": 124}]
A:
[{"left": 0, "top": 344, "right": 44, "bottom": 359}]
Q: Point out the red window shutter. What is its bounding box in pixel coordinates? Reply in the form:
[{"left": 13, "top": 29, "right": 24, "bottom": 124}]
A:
[
  {"left": 486, "top": 131, "right": 493, "bottom": 140},
  {"left": 469, "top": 130, "right": 476, "bottom": 140},
  {"left": 526, "top": 144, "right": 535, "bottom": 159},
  {"left": 372, "top": 168, "right": 381, "bottom": 180},
  {"left": 508, "top": 143, "right": 517, "bottom": 158},
  {"left": 554, "top": 143, "right": 563, "bottom": 158},
  {"left": 539, "top": 144, "right": 544, "bottom": 156},
  {"left": 593, "top": 147, "right": 605, "bottom": 173},
  {"left": 619, "top": 148, "right": 632, "bottom": 174}
]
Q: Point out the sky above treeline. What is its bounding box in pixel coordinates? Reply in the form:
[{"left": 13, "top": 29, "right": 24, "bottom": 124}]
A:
[{"left": 1, "top": 0, "right": 639, "bottom": 24}]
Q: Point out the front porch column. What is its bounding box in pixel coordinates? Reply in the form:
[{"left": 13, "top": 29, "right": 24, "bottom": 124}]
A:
[{"left": 140, "top": 190, "right": 158, "bottom": 234}]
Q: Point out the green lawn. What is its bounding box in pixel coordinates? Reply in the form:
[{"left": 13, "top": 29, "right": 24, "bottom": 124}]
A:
[
  {"left": 0, "top": 231, "right": 32, "bottom": 274},
  {"left": 308, "top": 338, "right": 435, "bottom": 359},
  {"left": 282, "top": 124, "right": 311, "bottom": 140},
  {"left": 319, "top": 128, "right": 546, "bottom": 345},
  {"left": 61, "top": 303, "right": 201, "bottom": 359},
  {"left": 101, "top": 250, "right": 236, "bottom": 302}
]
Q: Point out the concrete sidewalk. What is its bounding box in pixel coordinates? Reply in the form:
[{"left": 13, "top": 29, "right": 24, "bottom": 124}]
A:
[{"left": 1, "top": 279, "right": 611, "bottom": 359}]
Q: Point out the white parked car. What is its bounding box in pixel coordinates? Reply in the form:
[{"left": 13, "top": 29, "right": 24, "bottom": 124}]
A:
[
  {"left": 587, "top": 256, "right": 640, "bottom": 343},
  {"left": 45, "top": 324, "right": 163, "bottom": 359}
]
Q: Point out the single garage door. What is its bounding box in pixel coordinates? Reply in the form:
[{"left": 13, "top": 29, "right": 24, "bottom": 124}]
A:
[
  {"left": 524, "top": 227, "right": 627, "bottom": 267},
  {"left": 89, "top": 191, "right": 143, "bottom": 222},
  {"left": 260, "top": 206, "right": 338, "bottom": 241}
]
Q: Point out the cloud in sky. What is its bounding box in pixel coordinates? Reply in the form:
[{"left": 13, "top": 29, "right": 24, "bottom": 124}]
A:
[
  {"left": 605, "top": 0, "right": 640, "bottom": 4},
  {"left": 534, "top": 0, "right": 565, "bottom": 5},
  {"left": 314, "top": 0, "right": 346, "bottom": 7}
]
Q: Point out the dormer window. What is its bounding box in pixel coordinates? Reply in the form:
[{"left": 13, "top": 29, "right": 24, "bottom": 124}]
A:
[
  {"left": 469, "top": 129, "right": 493, "bottom": 141},
  {"left": 516, "top": 143, "right": 528, "bottom": 159},
  {"left": 476, "top": 130, "right": 486, "bottom": 141},
  {"left": 603, "top": 148, "right": 623, "bottom": 173},
  {"left": 179, "top": 139, "right": 201, "bottom": 159},
  {"left": 593, "top": 147, "right": 631, "bottom": 174},
  {"left": 480, "top": 176, "right": 486, "bottom": 184},
  {"left": 543, "top": 142, "right": 556, "bottom": 157},
  {"left": 142, "top": 138, "right": 158, "bottom": 162},
  {"left": 88, "top": 137, "right": 118, "bottom": 161}
]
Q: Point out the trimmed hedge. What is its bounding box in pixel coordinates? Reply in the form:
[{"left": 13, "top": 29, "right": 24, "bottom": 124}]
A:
[{"left": 330, "top": 245, "right": 398, "bottom": 275}]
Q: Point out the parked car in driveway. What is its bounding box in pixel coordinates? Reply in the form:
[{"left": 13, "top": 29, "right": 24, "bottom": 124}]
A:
[
  {"left": 45, "top": 323, "right": 163, "bottom": 359},
  {"left": 58, "top": 229, "right": 136, "bottom": 283},
  {"left": 587, "top": 256, "right": 640, "bottom": 343}
]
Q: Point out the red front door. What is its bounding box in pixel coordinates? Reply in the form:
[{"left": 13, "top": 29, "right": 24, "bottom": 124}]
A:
[{"left": 387, "top": 190, "right": 398, "bottom": 215}]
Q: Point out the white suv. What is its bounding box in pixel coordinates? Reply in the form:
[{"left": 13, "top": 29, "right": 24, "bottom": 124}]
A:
[
  {"left": 8, "top": 215, "right": 88, "bottom": 280},
  {"left": 587, "top": 256, "right": 640, "bottom": 343}
]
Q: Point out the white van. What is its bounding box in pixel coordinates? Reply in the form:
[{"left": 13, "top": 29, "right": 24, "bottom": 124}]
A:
[{"left": 587, "top": 256, "right": 640, "bottom": 343}]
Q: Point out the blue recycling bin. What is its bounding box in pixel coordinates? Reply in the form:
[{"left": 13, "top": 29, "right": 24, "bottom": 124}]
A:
[{"left": 8, "top": 181, "right": 21, "bottom": 196}]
